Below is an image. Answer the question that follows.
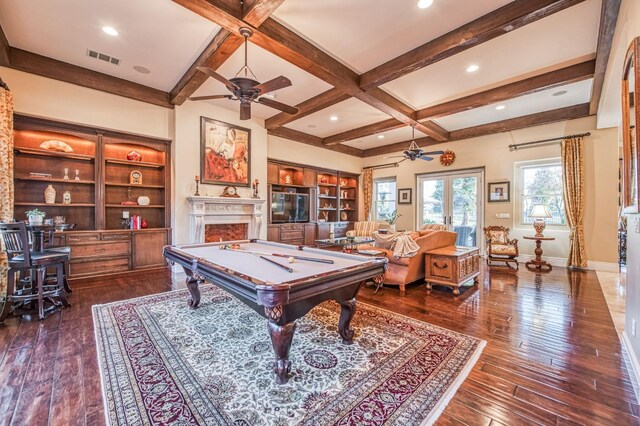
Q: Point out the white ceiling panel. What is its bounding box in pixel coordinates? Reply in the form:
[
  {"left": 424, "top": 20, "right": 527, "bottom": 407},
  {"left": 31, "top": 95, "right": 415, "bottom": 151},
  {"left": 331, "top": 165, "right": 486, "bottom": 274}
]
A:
[
  {"left": 343, "top": 126, "right": 415, "bottom": 150},
  {"left": 0, "top": 0, "right": 221, "bottom": 91},
  {"left": 434, "top": 79, "right": 593, "bottom": 131},
  {"left": 381, "top": 0, "right": 601, "bottom": 110},
  {"left": 272, "top": 0, "right": 512, "bottom": 73},
  {"left": 190, "top": 41, "right": 333, "bottom": 120},
  {"left": 284, "top": 98, "right": 391, "bottom": 137}
]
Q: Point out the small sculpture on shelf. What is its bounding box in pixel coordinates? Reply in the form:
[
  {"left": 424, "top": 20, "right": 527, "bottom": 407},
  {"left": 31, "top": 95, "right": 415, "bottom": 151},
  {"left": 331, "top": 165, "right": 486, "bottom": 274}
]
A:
[
  {"left": 75, "top": 169, "right": 80, "bottom": 181},
  {"left": 121, "top": 188, "right": 138, "bottom": 206},
  {"left": 63, "top": 168, "right": 70, "bottom": 180},
  {"left": 127, "top": 150, "right": 142, "bottom": 162},
  {"left": 121, "top": 211, "right": 131, "bottom": 229},
  {"left": 62, "top": 191, "right": 71, "bottom": 205},
  {"left": 284, "top": 174, "right": 292, "bottom": 185},
  {"left": 44, "top": 184, "right": 56, "bottom": 204}
]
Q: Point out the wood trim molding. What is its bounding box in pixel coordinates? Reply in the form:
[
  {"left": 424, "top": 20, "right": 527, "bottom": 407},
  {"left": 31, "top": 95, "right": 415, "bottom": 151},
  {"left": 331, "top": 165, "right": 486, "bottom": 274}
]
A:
[
  {"left": 589, "top": 0, "right": 622, "bottom": 115},
  {"left": 362, "top": 103, "right": 591, "bottom": 157},
  {"left": 8, "top": 48, "right": 173, "bottom": 108},
  {"left": 268, "top": 127, "right": 364, "bottom": 157},
  {"left": 0, "top": 23, "right": 9, "bottom": 66},
  {"left": 359, "top": 0, "right": 586, "bottom": 89},
  {"left": 265, "top": 88, "right": 350, "bottom": 130}
]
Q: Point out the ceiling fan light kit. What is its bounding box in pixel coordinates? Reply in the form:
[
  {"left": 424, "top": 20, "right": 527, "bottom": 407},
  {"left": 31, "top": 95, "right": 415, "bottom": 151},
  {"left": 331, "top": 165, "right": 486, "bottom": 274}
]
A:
[{"left": 188, "top": 27, "right": 299, "bottom": 120}]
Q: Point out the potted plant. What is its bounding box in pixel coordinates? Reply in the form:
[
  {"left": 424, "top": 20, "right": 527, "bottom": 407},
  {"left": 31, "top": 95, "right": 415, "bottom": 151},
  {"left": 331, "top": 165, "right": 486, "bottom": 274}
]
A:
[
  {"left": 25, "top": 208, "right": 46, "bottom": 225},
  {"left": 383, "top": 210, "right": 401, "bottom": 232}
]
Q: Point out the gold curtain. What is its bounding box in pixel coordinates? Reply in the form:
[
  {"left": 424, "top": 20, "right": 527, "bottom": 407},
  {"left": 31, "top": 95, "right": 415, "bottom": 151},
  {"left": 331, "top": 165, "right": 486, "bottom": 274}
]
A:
[
  {"left": 0, "top": 79, "right": 13, "bottom": 297},
  {"left": 561, "top": 136, "right": 587, "bottom": 268},
  {"left": 363, "top": 168, "right": 373, "bottom": 220}
]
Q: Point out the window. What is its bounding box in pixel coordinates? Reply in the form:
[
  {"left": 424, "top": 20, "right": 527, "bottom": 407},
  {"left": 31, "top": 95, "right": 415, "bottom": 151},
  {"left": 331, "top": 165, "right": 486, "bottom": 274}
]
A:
[
  {"left": 373, "top": 178, "right": 396, "bottom": 221},
  {"left": 517, "top": 160, "right": 566, "bottom": 226}
]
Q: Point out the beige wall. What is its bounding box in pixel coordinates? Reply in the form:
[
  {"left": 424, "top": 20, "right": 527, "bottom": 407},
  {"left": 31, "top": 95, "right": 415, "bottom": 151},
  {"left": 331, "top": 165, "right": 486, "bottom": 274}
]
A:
[
  {"left": 267, "top": 135, "right": 362, "bottom": 174},
  {"left": 363, "top": 116, "right": 619, "bottom": 265}
]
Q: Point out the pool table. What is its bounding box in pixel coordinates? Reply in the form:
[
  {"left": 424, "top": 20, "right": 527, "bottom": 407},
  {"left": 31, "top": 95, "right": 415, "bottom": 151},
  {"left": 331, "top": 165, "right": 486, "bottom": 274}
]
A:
[{"left": 163, "top": 239, "right": 387, "bottom": 384}]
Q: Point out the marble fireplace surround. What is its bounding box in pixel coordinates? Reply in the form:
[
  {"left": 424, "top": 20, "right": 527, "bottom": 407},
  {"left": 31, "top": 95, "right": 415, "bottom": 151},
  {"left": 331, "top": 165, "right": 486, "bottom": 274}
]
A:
[{"left": 187, "top": 196, "right": 266, "bottom": 244}]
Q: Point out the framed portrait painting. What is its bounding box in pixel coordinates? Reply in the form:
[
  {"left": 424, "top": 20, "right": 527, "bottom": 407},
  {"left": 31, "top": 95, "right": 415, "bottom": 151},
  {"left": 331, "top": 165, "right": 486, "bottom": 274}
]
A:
[
  {"left": 488, "top": 181, "right": 510, "bottom": 202},
  {"left": 200, "top": 117, "right": 251, "bottom": 187},
  {"left": 398, "top": 188, "right": 412, "bottom": 204}
]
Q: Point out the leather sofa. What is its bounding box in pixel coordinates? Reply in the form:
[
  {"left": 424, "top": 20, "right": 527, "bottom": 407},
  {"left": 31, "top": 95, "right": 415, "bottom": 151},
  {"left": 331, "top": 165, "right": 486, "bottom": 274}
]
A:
[{"left": 360, "top": 229, "right": 457, "bottom": 293}]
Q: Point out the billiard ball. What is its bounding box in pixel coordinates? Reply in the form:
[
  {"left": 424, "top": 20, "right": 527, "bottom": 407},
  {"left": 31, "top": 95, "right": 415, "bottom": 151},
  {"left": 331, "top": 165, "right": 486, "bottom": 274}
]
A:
[{"left": 288, "top": 257, "right": 295, "bottom": 264}]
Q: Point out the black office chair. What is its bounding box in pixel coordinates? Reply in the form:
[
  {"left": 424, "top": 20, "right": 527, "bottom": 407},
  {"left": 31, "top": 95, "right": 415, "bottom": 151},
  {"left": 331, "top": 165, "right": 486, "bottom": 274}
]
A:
[
  {"left": 0, "top": 222, "right": 70, "bottom": 321},
  {"left": 42, "top": 228, "right": 72, "bottom": 293}
]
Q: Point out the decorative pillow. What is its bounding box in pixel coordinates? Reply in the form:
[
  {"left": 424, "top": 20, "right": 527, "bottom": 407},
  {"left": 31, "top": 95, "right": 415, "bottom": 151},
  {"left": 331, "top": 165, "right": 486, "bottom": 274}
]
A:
[
  {"left": 491, "top": 244, "right": 517, "bottom": 256},
  {"left": 488, "top": 230, "right": 507, "bottom": 245}
]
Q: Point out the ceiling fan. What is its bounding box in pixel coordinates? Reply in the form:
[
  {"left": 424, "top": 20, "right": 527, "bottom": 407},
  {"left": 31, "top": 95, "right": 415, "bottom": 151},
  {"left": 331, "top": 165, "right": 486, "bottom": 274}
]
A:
[
  {"left": 386, "top": 125, "right": 445, "bottom": 163},
  {"left": 188, "top": 27, "right": 299, "bottom": 120}
]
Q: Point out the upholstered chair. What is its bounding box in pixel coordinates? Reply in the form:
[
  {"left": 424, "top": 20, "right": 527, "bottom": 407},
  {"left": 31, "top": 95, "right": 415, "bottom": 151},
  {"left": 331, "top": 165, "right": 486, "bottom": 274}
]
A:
[
  {"left": 483, "top": 226, "right": 519, "bottom": 269},
  {"left": 346, "top": 221, "right": 380, "bottom": 238}
]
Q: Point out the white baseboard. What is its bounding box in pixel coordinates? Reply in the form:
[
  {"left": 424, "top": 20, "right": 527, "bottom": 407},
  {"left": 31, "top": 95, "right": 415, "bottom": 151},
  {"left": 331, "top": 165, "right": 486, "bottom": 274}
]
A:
[
  {"left": 621, "top": 331, "right": 640, "bottom": 403},
  {"left": 515, "top": 254, "right": 618, "bottom": 272}
]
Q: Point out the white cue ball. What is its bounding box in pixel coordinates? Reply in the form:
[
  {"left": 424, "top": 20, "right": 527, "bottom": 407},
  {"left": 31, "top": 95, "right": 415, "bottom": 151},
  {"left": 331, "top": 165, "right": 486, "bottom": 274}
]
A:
[{"left": 288, "top": 257, "right": 295, "bottom": 264}]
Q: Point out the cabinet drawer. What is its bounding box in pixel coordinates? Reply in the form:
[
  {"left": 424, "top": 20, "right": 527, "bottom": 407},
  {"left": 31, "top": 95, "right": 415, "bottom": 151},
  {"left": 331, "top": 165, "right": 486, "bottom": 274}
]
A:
[
  {"left": 70, "top": 257, "right": 130, "bottom": 277},
  {"left": 102, "top": 232, "right": 131, "bottom": 241},
  {"left": 281, "top": 229, "right": 304, "bottom": 241},
  {"left": 66, "top": 233, "right": 100, "bottom": 243},
  {"left": 281, "top": 223, "right": 304, "bottom": 230},
  {"left": 71, "top": 241, "right": 131, "bottom": 258},
  {"left": 429, "top": 256, "right": 453, "bottom": 279}
]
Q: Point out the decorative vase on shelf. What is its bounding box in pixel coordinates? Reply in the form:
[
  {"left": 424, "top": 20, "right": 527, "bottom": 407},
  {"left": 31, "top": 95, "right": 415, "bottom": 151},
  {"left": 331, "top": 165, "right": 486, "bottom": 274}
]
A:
[
  {"left": 44, "top": 185, "right": 56, "bottom": 204},
  {"left": 141, "top": 218, "right": 148, "bottom": 229},
  {"left": 27, "top": 214, "right": 45, "bottom": 226},
  {"left": 75, "top": 169, "right": 80, "bottom": 181},
  {"left": 388, "top": 224, "right": 396, "bottom": 232},
  {"left": 127, "top": 150, "right": 142, "bottom": 161},
  {"left": 63, "top": 168, "right": 69, "bottom": 180}
]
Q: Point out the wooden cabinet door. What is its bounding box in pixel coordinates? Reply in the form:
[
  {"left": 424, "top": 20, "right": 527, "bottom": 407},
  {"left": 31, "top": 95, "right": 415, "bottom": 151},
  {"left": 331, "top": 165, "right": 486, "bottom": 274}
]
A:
[
  {"left": 303, "top": 168, "right": 317, "bottom": 187},
  {"left": 267, "top": 163, "right": 279, "bottom": 184},
  {"left": 133, "top": 231, "right": 168, "bottom": 269},
  {"left": 267, "top": 225, "right": 280, "bottom": 242},
  {"left": 304, "top": 223, "right": 317, "bottom": 246}
]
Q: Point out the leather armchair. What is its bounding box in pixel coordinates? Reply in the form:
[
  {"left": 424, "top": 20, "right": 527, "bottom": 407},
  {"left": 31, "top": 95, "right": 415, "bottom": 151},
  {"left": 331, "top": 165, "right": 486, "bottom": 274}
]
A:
[{"left": 483, "top": 226, "right": 519, "bottom": 269}]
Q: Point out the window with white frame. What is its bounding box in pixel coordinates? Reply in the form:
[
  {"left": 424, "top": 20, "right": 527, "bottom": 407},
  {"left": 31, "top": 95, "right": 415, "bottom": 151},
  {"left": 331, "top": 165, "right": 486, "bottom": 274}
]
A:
[
  {"left": 373, "top": 178, "right": 396, "bottom": 221},
  {"left": 516, "top": 160, "right": 566, "bottom": 226}
]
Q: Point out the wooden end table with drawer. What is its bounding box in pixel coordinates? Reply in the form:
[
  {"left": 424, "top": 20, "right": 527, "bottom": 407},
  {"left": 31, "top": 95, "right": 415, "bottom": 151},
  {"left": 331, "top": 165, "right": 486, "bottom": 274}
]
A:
[{"left": 424, "top": 246, "right": 480, "bottom": 295}]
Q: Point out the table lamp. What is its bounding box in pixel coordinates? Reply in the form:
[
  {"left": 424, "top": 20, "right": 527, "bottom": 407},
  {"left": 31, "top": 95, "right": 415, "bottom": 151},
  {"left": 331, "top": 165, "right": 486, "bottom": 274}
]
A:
[{"left": 529, "top": 204, "right": 552, "bottom": 237}]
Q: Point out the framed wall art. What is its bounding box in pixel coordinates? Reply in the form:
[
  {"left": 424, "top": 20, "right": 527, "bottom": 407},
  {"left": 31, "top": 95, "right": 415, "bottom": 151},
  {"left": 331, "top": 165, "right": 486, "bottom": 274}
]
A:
[
  {"left": 200, "top": 117, "right": 251, "bottom": 187},
  {"left": 398, "top": 188, "right": 412, "bottom": 204},
  {"left": 488, "top": 181, "right": 510, "bottom": 202}
]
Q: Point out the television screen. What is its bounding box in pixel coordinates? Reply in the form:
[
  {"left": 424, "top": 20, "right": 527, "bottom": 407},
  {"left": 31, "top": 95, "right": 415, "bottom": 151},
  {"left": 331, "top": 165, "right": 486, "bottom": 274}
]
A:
[{"left": 271, "top": 192, "right": 309, "bottom": 223}]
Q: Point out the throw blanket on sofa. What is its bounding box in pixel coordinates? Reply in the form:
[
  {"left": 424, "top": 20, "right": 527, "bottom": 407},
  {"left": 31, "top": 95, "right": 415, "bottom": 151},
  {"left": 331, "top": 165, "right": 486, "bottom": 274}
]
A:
[{"left": 373, "top": 231, "right": 420, "bottom": 258}]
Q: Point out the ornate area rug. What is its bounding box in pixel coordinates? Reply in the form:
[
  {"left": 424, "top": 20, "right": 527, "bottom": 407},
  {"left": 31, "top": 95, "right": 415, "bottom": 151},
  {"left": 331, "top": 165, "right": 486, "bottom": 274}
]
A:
[{"left": 93, "top": 286, "right": 485, "bottom": 425}]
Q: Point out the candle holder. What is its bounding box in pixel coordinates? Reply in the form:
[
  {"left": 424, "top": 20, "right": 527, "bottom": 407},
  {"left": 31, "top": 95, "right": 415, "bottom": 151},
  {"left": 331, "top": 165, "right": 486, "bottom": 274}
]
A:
[
  {"left": 194, "top": 176, "right": 200, "bottom": 196},
  {"left": 252, "top": 179, "right": 260, "bottom": 199}
]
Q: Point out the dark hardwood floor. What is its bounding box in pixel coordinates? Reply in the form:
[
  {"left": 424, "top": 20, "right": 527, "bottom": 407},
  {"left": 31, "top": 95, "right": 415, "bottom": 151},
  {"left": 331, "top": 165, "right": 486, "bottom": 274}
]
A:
[{"left": 0, "top": 265, "right": 638, "bottom": 425}]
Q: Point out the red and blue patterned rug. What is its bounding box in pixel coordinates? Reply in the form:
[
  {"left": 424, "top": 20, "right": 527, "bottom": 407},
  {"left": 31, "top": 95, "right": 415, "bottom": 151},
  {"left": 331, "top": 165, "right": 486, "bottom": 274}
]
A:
[{"left": 93, "top": 286, "right": 485, "bottom": 425}]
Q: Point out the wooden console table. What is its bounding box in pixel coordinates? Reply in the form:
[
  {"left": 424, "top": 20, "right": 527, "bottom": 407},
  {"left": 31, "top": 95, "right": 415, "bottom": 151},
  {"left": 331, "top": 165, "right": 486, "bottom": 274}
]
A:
[
  {"left": 523, "top": 236, "right": 555, "bottom": 272},
  {"left": 424, "top": 246, "right": 480, "bottom": 295}
]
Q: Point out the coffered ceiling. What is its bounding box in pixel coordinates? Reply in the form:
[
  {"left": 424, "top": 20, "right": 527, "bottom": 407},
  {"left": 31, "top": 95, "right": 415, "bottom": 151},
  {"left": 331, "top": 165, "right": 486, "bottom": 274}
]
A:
[{"left": 0, "top": 0, "right": 620, "bottom": 157}]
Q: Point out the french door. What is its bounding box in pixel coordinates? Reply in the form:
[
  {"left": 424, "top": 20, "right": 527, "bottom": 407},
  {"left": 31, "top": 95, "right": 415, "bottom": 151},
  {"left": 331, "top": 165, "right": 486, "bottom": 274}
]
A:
[{"left": 417, "top": 170, "right": 484, "bottom": 248}]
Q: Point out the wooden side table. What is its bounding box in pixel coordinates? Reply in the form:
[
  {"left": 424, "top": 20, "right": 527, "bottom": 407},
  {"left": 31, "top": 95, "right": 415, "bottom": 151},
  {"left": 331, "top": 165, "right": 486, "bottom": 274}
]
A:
[
  {"left": 523, "top": 236, "right": 555, "bottom": 271},
  {"left": 424, "top": 246, "right": 480, "bottom": 295}
]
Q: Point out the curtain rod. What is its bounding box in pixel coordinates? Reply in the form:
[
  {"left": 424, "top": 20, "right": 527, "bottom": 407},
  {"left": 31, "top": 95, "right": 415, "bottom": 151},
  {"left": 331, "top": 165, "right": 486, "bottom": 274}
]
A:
[
  {"left": 362, "top": 161, "right": 402, "bottom": 171},
  {"left": 508, "top": 132, "right": 590, "bottom": 151}
]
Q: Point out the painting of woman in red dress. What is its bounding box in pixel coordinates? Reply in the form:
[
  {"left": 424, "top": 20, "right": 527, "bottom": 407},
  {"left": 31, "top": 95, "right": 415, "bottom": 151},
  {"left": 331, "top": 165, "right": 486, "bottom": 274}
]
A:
[{"left": 200, "top": 117, "right": 251, "bottom": 186}]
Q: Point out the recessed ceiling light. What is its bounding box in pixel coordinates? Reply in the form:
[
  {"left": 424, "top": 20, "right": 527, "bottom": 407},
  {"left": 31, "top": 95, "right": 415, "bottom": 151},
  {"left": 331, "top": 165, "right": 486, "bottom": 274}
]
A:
[
  {"left": 308, "top": 124, "right": 317, "bottom": 129},
  {"left": 102, "top": 26, "right": 118, "bottom": 37},
  {"left": 133, "top": 65, "right": 151, "bottom": 74},
  {"left": 378, "top": 135, "right": 385, "bottom": 139},
  {"left": 553, "top": 90, "right": 568, "bottom": 96},
  {"left": 417, "top": 0, "right": 434, "bottom": 8},
  {"left": 330, "top": 115, "right": 338, "bottom": 121},
  {"left": 466, "top": 64, "right": 479, "bottom": 73},
  {"left": 495, "top": 105, "right": 506, "bottom": 110}
]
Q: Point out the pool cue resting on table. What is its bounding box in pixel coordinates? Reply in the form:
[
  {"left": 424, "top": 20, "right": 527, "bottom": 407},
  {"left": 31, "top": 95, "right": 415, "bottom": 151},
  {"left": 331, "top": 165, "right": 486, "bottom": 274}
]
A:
[{"left": 219, "top": 244, "right": 335, "bottom": 264}]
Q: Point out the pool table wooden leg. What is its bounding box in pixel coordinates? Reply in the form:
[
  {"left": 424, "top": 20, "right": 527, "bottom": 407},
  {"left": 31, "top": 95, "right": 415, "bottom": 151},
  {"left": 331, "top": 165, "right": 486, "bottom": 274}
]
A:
[
  {"left": 185, "top": 276, "right": 201, "bottom": 308},
  {"left": 266, "top": 319, "right": 296, "bottom": 385},
  {"left": 338, "top": 297, "right": 357, "bottom": 344}
]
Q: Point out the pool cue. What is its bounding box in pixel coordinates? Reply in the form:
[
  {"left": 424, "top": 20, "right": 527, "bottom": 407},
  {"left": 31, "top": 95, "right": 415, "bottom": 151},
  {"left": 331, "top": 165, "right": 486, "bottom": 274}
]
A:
[
  {"left": 259, "top": 255, "right": 294, "bottom": 273},
  {"left": 221, "top": 246, "right": 335, "bottom": 264}
]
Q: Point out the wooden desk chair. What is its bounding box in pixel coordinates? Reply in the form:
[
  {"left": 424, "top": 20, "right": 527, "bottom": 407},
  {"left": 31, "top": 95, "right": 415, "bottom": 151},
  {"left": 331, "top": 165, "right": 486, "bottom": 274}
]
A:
[
  {"left": 483, "top": 226, "right": 519, "bottom": 269},
  {"left": 42, "top": 229, "right": 72, "bottom": 294},
  {"left": 0, "top": 222, "right": 70, "bottom": 321}
]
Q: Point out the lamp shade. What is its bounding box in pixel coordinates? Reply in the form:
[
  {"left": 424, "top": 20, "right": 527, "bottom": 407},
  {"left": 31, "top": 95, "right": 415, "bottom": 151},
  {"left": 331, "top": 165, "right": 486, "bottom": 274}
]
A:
[{"left": 529, "top": 204, "right": 552, "bottom": 219}]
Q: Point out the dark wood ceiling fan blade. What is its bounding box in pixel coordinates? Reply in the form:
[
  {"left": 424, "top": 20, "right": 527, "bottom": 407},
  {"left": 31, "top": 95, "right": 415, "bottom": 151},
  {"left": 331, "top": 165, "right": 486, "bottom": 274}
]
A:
[
  {"left": 423, "top": 150, "right": 445, "bottom": 155},
  {"left": 418, "top": 156, "right": 435, "bottom": 161},
  {"left": 254, "top": 76, "right": 292, "bottom": 95},
  {"left": 240, "top": 102, "right": 252, "bottom": 120},
  {"left": 257, "top": 97, "right": 299, "bottom": 115},
  {"left": 188, "top": 95, "right": 232, "bottom": 101},
  {"left": 197, "top": 67, "right": 239, "bottom": 90}
]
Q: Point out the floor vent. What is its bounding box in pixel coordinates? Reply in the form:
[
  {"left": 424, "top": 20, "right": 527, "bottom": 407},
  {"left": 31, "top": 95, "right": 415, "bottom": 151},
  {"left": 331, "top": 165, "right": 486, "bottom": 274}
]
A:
[{"left": 87, "top": 49, "right": 121, "bottom": 65}]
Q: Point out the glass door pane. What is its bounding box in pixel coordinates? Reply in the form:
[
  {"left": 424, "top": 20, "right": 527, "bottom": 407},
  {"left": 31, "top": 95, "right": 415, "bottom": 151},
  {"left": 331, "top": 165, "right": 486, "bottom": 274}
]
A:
[
  {"left": 419, "top": 178, "right": 446, "bottom": 227},
  {"left": 451, "top": 175, "right": 479, "bottom": 247}
]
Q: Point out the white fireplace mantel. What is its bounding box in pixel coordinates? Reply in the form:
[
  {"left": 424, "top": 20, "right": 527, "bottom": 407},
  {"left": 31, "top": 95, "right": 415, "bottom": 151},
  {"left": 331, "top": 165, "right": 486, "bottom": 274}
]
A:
[{"left": 187, "top": 196, "right": 266, "bottom": 243}]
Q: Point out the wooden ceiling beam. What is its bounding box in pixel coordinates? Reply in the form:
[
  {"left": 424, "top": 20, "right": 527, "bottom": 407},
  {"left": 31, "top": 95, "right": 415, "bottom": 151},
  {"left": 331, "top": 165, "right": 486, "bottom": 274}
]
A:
[
  {"left": 359, "top": 0, "right": 586, "bottom": 90},
  {"left": 8, "top": 48, "right": 173, "bottom": 108},
  {"left": 265, "top": 88, "right": 350, "bottom": 130},
  {"left": 0, "top": 23, "right": 9, "bottom": 66},
  {"left": 170, "top": 0, "right": 285, "bottom": 105},
  {"left": 589, "top": 0, "right": 622, "bottom": 115},
  {"left": 362, "top": 103, "right": 591, "bottom": 157},
  {"left": 173, "top": 1, "right": 449, "bottom": 140},
  {"left": 417, "top": 59, "right": 596, "bottom": 120},
  {"left": 268, "top": 127, "right": 364, "bottom": 157}
]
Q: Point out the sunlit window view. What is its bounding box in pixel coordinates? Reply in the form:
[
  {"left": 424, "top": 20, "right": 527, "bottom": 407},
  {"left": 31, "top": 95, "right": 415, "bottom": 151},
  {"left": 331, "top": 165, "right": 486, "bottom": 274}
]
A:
[
  {"left": 521, "top": 163, "right": 566, "bottom": 225},
  {"left": 374, "top": 179, "right": 396, "bottom": 221}
]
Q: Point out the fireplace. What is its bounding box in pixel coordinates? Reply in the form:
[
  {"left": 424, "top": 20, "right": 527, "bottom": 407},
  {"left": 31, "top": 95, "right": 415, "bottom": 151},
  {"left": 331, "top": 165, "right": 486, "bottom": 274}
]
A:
[
  {"left": 205, "top": 223, "right": 248, "bottom": 242},
  {"left": 187, "top": 196, "right": 266, "bottom": 244}
]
